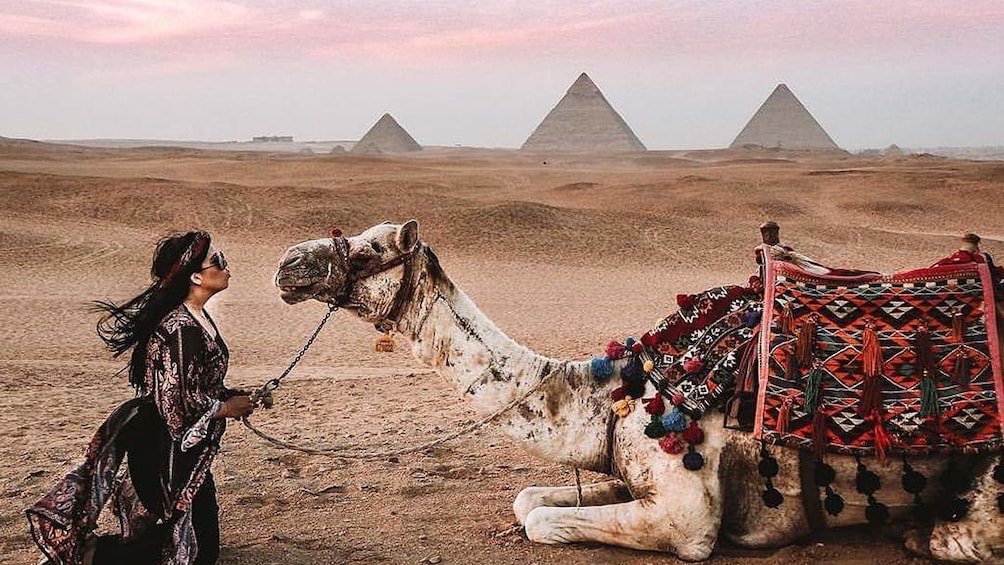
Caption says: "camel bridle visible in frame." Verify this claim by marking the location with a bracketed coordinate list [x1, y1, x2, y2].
[327, 228, 418, 333]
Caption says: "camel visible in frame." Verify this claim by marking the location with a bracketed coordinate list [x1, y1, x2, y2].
[273, 220, 1004, 562]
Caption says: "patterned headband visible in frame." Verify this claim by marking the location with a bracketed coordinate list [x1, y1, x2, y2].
[161, 232, 210, 287]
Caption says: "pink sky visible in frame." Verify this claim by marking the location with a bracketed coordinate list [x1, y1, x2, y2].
[2, 1, 1003, 147]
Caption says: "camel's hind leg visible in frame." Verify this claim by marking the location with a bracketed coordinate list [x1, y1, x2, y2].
[523, 496, 720, 561]
[513, 480, 631, 524]
[929, 454, 1004, 563]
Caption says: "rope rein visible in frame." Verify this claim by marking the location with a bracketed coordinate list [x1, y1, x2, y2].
[241, 287, 557, 459]
[241, 372, 555, 459]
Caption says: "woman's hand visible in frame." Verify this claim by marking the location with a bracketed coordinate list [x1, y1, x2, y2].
[218, 395, 253, 419]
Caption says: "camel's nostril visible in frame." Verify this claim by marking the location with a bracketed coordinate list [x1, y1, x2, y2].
[281, 253, 302, 269]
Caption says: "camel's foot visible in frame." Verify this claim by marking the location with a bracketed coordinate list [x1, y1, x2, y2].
[523, 499, 717, 561]
[513, 480, 631, 524]
[929, 519, 1001, 563]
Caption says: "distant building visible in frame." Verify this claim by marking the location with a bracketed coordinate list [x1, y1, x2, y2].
[252, 136, 294, 143]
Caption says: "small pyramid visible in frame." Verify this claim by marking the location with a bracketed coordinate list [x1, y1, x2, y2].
[730, 84, 838, 150]
[883, 144, 904, 157]
[521, 73, 646, 152]
[351, 113, 421, 155]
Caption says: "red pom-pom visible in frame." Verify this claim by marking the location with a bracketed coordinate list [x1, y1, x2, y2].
[659, 433, 685, 454]
[643, 394, 665, 415]
[676, 293, 695, 310]
[748, 275, 764, 293]
[682, 421, 705, 445]
[631, 341, 644, 354]
[330, 228, 343, 239]
[671, 393, 685, 406]
[605, 341, 626, 359]
[611, 387, 627, 401]
[683, 356, 704, 374]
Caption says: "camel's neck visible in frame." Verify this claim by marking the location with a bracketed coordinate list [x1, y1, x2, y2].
[395, 249, 615, 472]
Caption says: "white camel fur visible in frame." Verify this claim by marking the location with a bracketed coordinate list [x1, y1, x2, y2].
[274, 220, 1004, 562]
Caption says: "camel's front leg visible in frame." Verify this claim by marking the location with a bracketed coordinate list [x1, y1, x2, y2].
[513, 480, 632, 524]
[523, 493, 721, 561]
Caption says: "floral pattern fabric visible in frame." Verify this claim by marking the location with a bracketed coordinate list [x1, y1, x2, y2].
[27, 304, 232, 564]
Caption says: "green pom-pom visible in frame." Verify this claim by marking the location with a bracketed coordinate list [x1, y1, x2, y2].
[645, 414, 667, 438]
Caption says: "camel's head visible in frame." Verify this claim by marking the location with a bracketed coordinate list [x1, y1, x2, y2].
[275, 220, 421, 325]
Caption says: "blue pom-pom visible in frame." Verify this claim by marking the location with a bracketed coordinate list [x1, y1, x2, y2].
[741, 310, 762, 328]
[683, 447, 705, 471]
[662, 409, 687, 432]
[590, 356, 613, 380]
[624, 336, 637, 348]
[620, 358, 640, 381]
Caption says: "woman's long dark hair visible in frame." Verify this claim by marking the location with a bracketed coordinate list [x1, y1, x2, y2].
[94, 231, 211, 388]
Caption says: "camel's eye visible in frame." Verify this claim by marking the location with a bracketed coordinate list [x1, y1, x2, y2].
[370, 241, 384, 253]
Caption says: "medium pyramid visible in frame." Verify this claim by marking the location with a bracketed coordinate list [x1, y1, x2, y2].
[521, 73, 646, 152]
[351, 113, 421, 155]
[730, 84, 838, 150]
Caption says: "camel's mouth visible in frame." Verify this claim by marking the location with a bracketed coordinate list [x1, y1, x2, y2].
[277, 281, 328, 304]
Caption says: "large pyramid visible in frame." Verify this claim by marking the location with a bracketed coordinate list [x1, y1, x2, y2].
[521, 73, 646, 152]
[351, 113, 422, 155]
[730, 84, 838, 150]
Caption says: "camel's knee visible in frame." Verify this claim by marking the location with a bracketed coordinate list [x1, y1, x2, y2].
[674, 544, 713, 562]
[513, 487, 551, 525]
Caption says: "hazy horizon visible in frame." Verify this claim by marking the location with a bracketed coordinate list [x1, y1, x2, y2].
[3, 1, 1003, 150]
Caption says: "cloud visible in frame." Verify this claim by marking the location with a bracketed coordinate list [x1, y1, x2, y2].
[2, 0, 255, 44]
[3, 0, 1002, 71]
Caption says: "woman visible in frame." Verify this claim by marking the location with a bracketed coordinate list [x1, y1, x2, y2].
[26, 231, 252, 564]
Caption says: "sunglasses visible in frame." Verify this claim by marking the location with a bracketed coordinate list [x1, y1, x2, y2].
[197, 251, 228, 272]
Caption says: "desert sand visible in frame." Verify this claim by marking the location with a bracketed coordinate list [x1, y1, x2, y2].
[2, 139, 1001, 564]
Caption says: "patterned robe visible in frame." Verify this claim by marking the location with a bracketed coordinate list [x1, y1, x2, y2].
[27, 305, 233, 564]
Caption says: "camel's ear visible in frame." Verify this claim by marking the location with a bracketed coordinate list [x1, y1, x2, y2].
[396, 220, 420, 253]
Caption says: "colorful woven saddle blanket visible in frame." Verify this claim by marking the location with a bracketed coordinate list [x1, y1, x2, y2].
[753, 247, 1004, 457]
[638, 285, 762, 417]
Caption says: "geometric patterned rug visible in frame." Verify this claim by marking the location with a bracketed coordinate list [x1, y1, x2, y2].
[640, 285, 762, 418]
[753, 247, 1004, 457]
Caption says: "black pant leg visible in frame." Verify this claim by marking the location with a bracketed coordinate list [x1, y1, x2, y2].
[191, 473, 220, 565]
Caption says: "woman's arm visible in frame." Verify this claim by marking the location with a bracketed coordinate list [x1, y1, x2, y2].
[155, 326, 225, 451]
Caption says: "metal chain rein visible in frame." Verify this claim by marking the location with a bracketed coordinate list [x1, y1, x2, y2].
[247, 303, 338, 408]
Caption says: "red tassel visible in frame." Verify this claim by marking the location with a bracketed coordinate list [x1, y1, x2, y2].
[643, 394, 666, 415]
[858, 372, 882, 417]
[857, 320, 883, 417]
[871, 409, 891, 463]
[796, 315, 818, 369]
[786, 342, 799, 380]
[861, 320, 882, 378]
[780, 305, 794, 335]
[737, 329, 760, 394]
[914, 324, 935, 378]
[951, 309, 965, 343]
[775, 399, 792, 434]
[812, 409, 828, 460]
[951, 350, 971, 388]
